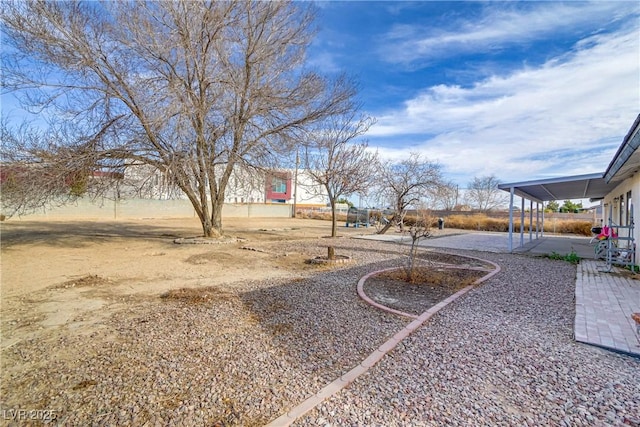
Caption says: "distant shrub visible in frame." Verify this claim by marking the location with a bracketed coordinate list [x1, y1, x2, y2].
[296, 210, 346, 222]
[436, 214, 591, 236]
[296, 210, 593, 236]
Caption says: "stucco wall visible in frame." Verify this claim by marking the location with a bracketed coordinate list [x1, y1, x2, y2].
[8, 198, 293, 220]
[600, 174, 640, 252]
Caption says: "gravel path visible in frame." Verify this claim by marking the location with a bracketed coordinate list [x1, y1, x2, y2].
[2, 239, 639, 426]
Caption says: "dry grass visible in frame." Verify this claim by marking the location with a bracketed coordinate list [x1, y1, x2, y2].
[445, 214, 592, 235]
[160, 286, 235, 304]
[377, 266, 484, 288]
[296, 211, 592, 236]
[54, 274, 112, 289]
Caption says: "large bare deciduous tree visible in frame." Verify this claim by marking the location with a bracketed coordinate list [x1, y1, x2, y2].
[1, 1, 354, 236]
[302, 110, 377, 237]
[465, 174, 507, 212]
[376, 152, 442, 229]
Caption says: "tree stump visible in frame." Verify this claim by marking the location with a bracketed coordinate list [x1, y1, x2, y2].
[328, 246, 335, 260]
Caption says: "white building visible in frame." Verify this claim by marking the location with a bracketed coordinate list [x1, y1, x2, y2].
[120, 164, 328, 207]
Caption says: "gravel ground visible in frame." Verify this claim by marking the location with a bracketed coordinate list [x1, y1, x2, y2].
[298, 250, 640, 427]
[2, 239, 639, 426]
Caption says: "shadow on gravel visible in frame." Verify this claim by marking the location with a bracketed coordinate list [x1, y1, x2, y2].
[238, 259, 409, 384]
[236, 244, 496, 387]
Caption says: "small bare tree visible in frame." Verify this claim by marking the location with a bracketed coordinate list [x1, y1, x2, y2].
[465, 175, 508, 212]
[303, 110, 377, 237]
[403, 209, 433, 282]
[376, 153, 442, 231]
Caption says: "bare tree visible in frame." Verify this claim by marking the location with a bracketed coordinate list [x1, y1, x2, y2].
[303, 110, 377, 237]
[376, 153, 442, 230]
[431, 180, 460, 211]
[403, 209, 433, 282]
[0, 119, 123, 218]
[1, 1, 354, 236]
[465, 175, 507, 212]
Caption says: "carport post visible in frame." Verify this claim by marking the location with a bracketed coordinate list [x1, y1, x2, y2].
[508, 187, 515, 252]
[529, 199, 533, 242]
[520, 196, 525, 247]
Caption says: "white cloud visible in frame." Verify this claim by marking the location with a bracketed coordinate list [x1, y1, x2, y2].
[368, 26, 640, 185]
[379, 2, 639, 65]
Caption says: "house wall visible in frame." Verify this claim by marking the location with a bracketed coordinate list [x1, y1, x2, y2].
[600, 174, 640, 250]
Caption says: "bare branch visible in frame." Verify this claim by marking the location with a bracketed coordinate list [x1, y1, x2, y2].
[375, 152, 442, 229]
[303, 108, 377, 236]
[2, 1, 354, 236]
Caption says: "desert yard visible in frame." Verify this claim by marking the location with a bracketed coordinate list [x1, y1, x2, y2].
[1, 217, 638, 426]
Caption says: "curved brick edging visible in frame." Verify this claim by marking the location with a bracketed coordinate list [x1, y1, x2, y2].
[358, 253, 501, 319]
[265, 254, 501, 427]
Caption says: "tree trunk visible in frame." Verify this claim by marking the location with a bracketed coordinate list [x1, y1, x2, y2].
[209, 204, 223, 238]
[330, 198, 338, 237]
[196, 201, 223, 238]
[201, 217, 215, 238]
[328, 246, 335, 260]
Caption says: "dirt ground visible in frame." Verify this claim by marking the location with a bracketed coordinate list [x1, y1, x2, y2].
[0, 216, 480, 349]
[1, 217, 370, 344]
[0, 216, 497, 425]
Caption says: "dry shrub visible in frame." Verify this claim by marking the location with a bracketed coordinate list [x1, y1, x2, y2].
[442, 214, 591, 236]
[551, 219, 593, 235]
[377, 267, 483, 288]
[160, 286, 234, 304]
[55, 274, 112, 289]
[401, 214, 437, 228]
[295, 210, 347, 222]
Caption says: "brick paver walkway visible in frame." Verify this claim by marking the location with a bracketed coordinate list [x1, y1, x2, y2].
[575, 260, 640, 357]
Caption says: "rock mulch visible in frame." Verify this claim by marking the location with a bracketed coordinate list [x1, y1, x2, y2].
[1, 240, 638, 426]
[298, 251, 640, 427]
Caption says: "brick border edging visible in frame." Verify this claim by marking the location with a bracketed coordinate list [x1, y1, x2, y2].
[265, 255, 501, 426]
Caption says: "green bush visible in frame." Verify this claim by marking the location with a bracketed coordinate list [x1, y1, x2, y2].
[546, 250, 580, 264]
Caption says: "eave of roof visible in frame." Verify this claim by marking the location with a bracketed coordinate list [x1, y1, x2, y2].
[604, 113, 640, 183]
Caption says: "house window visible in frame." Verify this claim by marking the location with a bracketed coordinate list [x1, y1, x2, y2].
[271, 177, 287, 194]
[627, 190, 632, 224]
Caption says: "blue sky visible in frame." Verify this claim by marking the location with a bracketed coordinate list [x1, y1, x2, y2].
[309, 1, 640, 190]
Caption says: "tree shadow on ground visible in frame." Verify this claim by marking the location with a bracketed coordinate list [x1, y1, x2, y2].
[238, 258, 414, 385]
[0, 219, 203, 248]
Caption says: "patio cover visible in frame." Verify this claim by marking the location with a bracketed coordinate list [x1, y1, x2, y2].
[497, 113, 640, 252]
[497, 173, 623, 252]
[498, 172, 622, 203]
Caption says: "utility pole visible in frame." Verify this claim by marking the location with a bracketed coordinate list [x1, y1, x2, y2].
[292, 150, 299, 218]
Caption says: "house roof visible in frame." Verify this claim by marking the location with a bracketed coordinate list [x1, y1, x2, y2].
[604, 114, 640, 183]
[499, 113, 640, 203]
